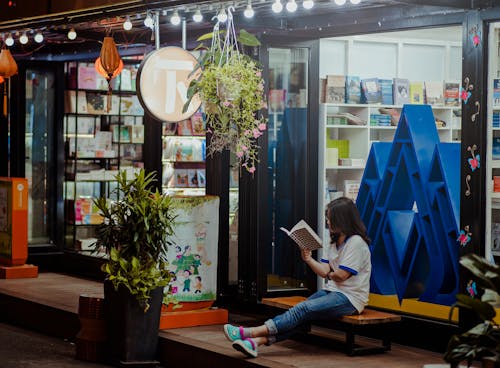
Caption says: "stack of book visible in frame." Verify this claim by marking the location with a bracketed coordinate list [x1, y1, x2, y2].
[370, 114, 392, 126]
[493, 112, 500, 128]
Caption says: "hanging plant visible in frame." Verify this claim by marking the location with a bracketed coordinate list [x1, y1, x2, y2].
[184, 9, 267, 174]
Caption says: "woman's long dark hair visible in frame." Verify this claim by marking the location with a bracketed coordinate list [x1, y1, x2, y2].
[325, 197, 370, 245]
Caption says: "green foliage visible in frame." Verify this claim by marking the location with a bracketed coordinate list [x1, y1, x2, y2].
[183, 28, 267, 174]
[444, 253, 500, 367]
[93, 169, 177, 312]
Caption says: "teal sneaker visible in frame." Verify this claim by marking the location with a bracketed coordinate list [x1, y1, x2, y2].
[232, 338, 258, 358]
[223, 324, 244, 342]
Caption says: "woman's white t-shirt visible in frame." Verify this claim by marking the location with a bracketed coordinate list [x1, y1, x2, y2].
[322, 234, 371, 313]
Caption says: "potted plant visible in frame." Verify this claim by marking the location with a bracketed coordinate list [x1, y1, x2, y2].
[93, 169, 176, 366]
[444, 253, 500, 368]
[184, 10, 267, 174]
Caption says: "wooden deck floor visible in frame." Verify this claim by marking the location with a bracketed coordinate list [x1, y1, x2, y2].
[0, 272, 465, 368]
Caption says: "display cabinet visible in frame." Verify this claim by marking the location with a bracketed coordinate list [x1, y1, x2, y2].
[63, 61, 144, 255]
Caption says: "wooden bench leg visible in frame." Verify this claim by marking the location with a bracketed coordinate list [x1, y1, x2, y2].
[344, 324, 394, 356]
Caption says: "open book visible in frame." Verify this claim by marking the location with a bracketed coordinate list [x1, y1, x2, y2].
[280, 220, 322, 251]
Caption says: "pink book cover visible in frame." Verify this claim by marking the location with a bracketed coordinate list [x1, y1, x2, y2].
[78, 65, 97, 90]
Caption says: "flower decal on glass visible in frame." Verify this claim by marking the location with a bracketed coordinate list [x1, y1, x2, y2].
[466, 280, 477, 298]
[457, 229, 471, 247]
[469, 25, 481, 47]
[467, 145, 480, 171]
[461, 77, 473, 104]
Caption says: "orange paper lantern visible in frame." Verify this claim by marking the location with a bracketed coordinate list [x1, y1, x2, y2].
[0, 48, 18, 78]
[99, 37, 122, 80]
[95, 57, 123, 80]
[0, 76, 4, 84]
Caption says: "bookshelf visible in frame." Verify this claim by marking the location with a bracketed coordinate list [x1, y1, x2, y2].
[318, 103, 461, 221]
[317, 28, 463, 242]
[63, 60, 144, 255]
[161, 111, 206, 196]
[487, 22, 500, 258]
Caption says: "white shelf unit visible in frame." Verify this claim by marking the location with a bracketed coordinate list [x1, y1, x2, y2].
[486, 22, 500, 257]
[316, 27, 463, 241]
[318, 103, 461, 222]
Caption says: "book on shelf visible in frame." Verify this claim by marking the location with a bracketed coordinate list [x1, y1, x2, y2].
[393, 78, 410, 105]
[280, 219, 322, 251]
[197, 169, 206, 187]
[65, 90, 88, 114]
[120, 68, 133, 91]
[424, 81, 444, 105]
[492, 222, 500, 252]
[163, 122, 177, 136]
[111, 124, 131, 143]
[444, 81, 460, 106]
[325, 75, 346, 104]
[78, 65, 98, 90]
[493, 137, 500, 160]
[65, 116, 97, 135]
[131, 125, 144, 144]
[320, 78, 326, 103]
[345, 76, 361, 104]
[494, 79, 500, 107]
[175, 169, 189, 187]
[344, 179, 360, 202]
[360, 78, 382, 104]
[177, 119, 193, 136]
[187, 169, 199, 188]
[409, 81, 424, 104]
[86, 92, 106, 114]
[191, 111, 206, 135]
[378, 79, 394, 105]
[269, 89, 286, 113]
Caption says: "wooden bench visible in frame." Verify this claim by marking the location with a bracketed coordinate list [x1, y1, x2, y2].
[261, 296, 402, 356]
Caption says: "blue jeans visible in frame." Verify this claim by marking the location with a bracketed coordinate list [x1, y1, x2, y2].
[264, 290, 357, 344]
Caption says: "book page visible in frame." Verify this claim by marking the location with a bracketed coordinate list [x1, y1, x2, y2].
[281, 220, 322, 251]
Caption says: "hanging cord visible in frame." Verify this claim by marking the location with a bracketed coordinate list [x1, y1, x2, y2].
[219, 6, 239, 65]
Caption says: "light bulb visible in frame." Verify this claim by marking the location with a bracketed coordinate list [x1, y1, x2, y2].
[217, 8, 227, 23]
[193, 8, 203, 22]
[286, 0, 297, 12]
[67, 28, 77, 40]
[303, 0, 314, 9]
[350, 0, 361, 3]
[170, 10, 181, 25]
[34, 32, 44, 43]
[123, 16, 132, 30]
[5, 34, 14, 46]
[334, 0, 346, 5]
[19, 32, 28, 44]
[272, 0, 283, 13]
[144, 13, 154, 28]
[244, 3, 254, 18]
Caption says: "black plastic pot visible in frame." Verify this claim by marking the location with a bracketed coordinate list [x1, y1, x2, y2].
[104, 280, 164, 367]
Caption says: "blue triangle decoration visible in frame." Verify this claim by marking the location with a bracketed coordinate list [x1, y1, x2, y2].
[357, 104, 460, 306]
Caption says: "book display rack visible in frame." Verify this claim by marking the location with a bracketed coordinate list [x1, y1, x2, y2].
[161, 110, 206, 196]
[63, 61, 145, 255]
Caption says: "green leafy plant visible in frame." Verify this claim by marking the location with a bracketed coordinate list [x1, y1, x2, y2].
[93, 169, 177, 312]
[444, 253, 500, 367]
[184, 18, 267, 174]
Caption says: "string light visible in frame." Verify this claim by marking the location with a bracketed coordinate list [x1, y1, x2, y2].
[272, 0, 283, 13]
[34, 31, 44, 43]
[19, 31, 28, 44]
[217, 8, 228, 23]
[244, 0, 255, 18]
[303, 0, 314, 9]
[144, 12, 154, 28]
[286, 0, 297, 12]
[67, 28, 77, 40]
[193, 8, 203, 22]
[334, 0, 346, 5]
[123, 15, 132, 30]
[5, 33, 14, 46]
[170, 10, 181, 25]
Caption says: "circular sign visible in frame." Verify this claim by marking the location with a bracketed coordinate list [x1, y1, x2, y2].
[137, 46, 202, 122]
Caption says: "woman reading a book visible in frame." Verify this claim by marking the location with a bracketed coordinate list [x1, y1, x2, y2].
[223, 197, 371, 358]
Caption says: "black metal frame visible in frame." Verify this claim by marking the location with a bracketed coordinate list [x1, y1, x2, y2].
[10, 61, 66, 265]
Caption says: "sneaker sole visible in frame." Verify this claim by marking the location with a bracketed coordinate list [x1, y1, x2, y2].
[232, 340, 257, 358]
